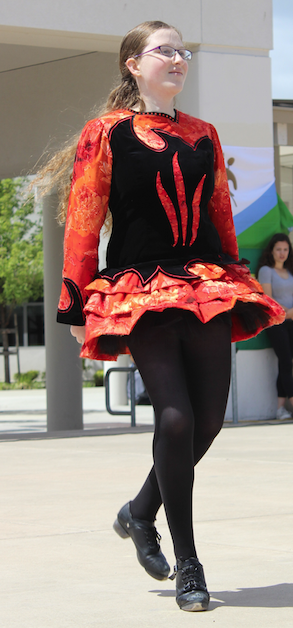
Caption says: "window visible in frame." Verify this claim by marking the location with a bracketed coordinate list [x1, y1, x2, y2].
[0, 302, 45, 347]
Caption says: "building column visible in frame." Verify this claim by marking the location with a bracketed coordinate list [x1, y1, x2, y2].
[42, 192, 83, 431]
[177, 43, 277, 421]
[178, 45, 273, 148]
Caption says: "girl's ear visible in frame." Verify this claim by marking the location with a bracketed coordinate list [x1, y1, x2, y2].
[126, 57, 141, 77]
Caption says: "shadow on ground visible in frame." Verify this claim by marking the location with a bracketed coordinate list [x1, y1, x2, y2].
[150, 583, 293, 609]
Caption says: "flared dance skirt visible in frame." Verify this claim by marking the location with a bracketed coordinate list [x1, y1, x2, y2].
[80, 261, 285, 361]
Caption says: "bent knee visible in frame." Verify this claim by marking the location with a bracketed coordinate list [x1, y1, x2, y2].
[195, 415, 224, 443]
[157, 406, 193, 442]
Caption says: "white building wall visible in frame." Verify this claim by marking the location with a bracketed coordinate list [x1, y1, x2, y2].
[0, 347, 46, 382]
[176, 3, 277, 420]
[0, 0, 271, 48]
[225, 349, 278, 421]
[180, 50, 273, 147]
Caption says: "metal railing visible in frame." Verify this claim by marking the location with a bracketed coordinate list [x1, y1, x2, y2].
[105, 349, 239, 427]
[104, 365, 137, 427]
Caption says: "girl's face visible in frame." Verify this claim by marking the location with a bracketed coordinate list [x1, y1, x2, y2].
[272, 241, 290, 266]
[127, 28, 189, 103]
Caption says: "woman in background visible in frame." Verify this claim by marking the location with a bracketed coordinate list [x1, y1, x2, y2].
[258, 233, 293, 419]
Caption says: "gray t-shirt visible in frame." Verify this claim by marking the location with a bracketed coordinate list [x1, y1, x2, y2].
[258, 265, 293, 309]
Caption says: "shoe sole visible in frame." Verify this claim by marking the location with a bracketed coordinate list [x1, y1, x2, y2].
[276, 415, 291, 420]
[137, 554, 169, 581]
[176, 591, 210, 612]
[179, 600, 209, 612]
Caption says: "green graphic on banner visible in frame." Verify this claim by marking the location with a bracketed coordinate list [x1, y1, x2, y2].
[237, 195, 293, 251]
[236, 195, 293, 350]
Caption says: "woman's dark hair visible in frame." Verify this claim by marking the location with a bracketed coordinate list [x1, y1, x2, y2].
[256, 232, 293, 277]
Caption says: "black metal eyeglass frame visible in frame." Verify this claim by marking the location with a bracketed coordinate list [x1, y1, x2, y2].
[134, 45, 193, 61]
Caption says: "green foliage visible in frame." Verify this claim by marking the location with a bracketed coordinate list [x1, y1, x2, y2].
[0, 178, 43, 326]
[14, 370, 39, 384]
[0, 380, 45, 390]
[94, 370, 104, 386]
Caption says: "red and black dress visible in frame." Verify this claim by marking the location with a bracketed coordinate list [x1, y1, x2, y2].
[57, 109, 284, 360]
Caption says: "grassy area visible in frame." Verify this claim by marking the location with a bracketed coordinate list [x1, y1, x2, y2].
[0, 381, 46, 390]
[0, 369, 104, 390]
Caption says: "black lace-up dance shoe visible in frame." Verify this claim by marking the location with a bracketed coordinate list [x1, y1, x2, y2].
[170, 556, 210, 611]
[113, 502, 170, 580]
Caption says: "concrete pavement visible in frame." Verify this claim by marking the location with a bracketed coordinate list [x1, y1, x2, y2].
[0, 387, 155, 438]
[0, 389, 292, 627]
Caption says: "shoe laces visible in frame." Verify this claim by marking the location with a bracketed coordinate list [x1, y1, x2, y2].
[169, 560, 205, 592]
[144, 525, 161, 551]
[180, 563, 203, 592]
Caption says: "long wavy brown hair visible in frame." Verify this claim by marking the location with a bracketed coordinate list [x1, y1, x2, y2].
[256, 233, 293, 277]
[33, 20, 181, 224]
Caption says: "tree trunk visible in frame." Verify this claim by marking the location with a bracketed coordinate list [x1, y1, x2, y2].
[0, 305, 11, 383]
[2, 330, 10, 383]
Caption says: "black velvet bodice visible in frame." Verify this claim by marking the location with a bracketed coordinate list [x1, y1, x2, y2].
[100, 115, 229, 282]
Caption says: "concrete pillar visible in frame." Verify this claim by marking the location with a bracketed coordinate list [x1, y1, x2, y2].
[42, 192, 83, 431]
[178, 47, 273, 148]
[177, 34, 277, 421]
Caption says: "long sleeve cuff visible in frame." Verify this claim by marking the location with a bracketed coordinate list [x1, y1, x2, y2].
[57, 278, 86, 326]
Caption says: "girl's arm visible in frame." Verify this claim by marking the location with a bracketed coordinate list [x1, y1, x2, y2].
[207, 124, 239, 261]
[57, 119, 112, 327]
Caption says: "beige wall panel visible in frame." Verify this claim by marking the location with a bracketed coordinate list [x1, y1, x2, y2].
[202, 0, 272, 49]
[179, 50, 273, 147]
[273, 108, 293, 125]
[0, 0, 201, 46]
[0, 26, 121, 53]
[0, 42, 88, 72]
[176, 53, 200, 117]
[0, 52, 118, 178]
[288, 125, 293, 147]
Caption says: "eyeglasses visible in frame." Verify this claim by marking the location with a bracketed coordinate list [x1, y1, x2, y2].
[134, 45, 193, 61]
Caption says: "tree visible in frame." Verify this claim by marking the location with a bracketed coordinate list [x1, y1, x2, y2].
[0, 178, 43, 382]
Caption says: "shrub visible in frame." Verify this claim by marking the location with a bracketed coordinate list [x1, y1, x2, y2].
[14, 370, 39, 384]
[93, 370, 104, 387]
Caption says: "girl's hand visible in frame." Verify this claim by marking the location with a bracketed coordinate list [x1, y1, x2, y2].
[70, 325, 86, 344]
[285, 308, 293, 320]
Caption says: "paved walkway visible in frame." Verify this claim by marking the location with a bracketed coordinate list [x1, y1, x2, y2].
[0, 387, 289, 439]
[0, 389, 292, 627]
[0, 388, 155, 438]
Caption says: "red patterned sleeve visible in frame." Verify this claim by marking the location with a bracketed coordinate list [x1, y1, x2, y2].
[57, 118, 112, 325]
[207, 124, 239, 261]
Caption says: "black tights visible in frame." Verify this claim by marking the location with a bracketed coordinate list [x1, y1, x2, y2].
[127, 309, 231, 560]
[266, 320, 293, 398]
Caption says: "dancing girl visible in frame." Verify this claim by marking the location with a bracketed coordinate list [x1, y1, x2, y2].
[53, 21, 284, 611]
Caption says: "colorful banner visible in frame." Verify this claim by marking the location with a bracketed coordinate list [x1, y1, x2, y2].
[222, 145, 293, 252]
[222, 146, 293, 349]
[222, 146, 276, 233]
